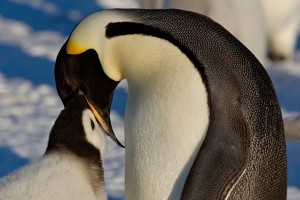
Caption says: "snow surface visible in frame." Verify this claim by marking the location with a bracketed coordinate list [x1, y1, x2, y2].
[0, 0, 299, 199]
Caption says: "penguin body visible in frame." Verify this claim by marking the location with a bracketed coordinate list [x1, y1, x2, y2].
[55, 9, 287, 199]
[0, 95, 107, 200]
[261, 0, 300, 60]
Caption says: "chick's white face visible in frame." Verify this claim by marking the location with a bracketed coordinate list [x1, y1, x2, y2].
[82, 109, 106, 158]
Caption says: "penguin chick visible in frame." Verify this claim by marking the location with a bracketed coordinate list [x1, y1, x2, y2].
[0, 94, 107, 200]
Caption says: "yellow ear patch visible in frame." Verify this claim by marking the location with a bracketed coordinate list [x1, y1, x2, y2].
[66, 40, 88, 55]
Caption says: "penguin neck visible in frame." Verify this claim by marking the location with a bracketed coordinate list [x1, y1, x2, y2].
[104, 35, 210, 199]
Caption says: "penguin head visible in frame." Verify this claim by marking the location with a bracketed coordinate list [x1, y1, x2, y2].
[47, 94, 106, 159]
[46, 93, 107, 197]
[55, 42, 123, 147]
[54, 11, 125, 147]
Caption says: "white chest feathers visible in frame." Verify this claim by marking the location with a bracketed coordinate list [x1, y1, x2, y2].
[0, 153, 107, 200]
[106, 35, 210, 199]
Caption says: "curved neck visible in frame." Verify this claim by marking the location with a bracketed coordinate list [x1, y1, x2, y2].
[104, 35, 210, 199]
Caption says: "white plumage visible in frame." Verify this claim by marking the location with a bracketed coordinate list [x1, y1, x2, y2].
[0, 153, 106, 200]
[261, 0, 300, 59]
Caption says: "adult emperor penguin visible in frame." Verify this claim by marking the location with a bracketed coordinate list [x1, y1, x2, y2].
[54, 9, 287, 199]
[0, 94, 107, 200]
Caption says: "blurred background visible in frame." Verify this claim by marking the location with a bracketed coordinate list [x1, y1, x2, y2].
[0, 0, 299, 199]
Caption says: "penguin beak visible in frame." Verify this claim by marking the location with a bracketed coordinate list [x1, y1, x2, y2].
[84, 95, 125, 148]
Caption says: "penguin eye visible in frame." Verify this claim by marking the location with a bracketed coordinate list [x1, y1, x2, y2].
[90, 119, 95, 130]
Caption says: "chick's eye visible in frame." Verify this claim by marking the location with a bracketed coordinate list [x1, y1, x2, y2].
[90, 119, 95, 130]
[60, 79, 72, 94]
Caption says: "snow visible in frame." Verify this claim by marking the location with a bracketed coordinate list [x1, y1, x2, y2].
[288, 187, 300, 200]
[0, 74, 60, 159]
[267, 57, 300, 107]
[0, 0, 299, 199]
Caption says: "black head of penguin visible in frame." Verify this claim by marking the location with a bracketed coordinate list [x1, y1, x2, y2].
[46, 94, 105, 170]
[55, 43, 121, 147]
[55, 43, 119, 109]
